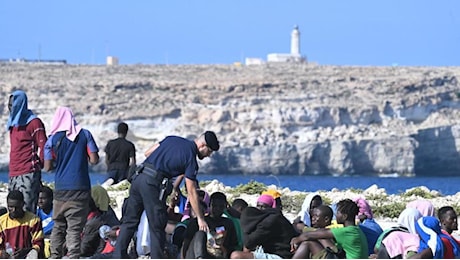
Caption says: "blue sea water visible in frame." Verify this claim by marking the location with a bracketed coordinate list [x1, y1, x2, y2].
[1, 172, 458, 195]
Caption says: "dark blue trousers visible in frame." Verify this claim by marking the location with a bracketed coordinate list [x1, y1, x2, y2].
[113, 173, 168, 258]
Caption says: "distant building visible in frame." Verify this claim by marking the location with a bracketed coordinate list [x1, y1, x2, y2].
[245, 25, 306, 65]
[245, 58, 265, 65]
[267, 25, 305, 63]
[106, 56, 119, 66]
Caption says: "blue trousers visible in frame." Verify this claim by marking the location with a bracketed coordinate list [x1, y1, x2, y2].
[113, 173, 168, 258]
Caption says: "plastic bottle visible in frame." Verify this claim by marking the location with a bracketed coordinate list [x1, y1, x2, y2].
[206, 232, 216, 248]
[5, 242, 13, 256]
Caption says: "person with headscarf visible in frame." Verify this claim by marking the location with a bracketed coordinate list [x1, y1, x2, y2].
[412, 216, 460, 258]
[256, 194, 277, 210]
[375, 208, 423, 258]
[293, 192, 322, 232]
[353, 196, 383, 256]
[230, 197, 298, 259]
[43, 106, 100, 259]
[262, 188, 283, 210]
[6, 90, 47, 213]
[406, 199, 435, 217]
[81, 185, 120, 257]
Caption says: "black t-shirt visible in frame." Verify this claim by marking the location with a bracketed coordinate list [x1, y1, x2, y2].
[104, 137, 136, 171]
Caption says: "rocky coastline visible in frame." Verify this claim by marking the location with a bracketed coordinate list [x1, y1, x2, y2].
[1, 63, 460, 176]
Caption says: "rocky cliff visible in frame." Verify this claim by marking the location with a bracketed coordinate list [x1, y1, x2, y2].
[1, 63, 459, 176]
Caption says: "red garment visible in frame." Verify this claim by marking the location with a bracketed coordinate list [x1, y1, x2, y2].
[9, 118, 47, 176]
[441, 236, 455, 258]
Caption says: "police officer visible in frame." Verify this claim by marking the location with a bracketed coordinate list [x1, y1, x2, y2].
[113, 131, 220, 259]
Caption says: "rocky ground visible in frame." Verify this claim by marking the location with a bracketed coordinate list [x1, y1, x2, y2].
[1, 63, 460, 175]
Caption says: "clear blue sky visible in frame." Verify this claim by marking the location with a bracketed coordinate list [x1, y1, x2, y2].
[1, 1, 459, 66]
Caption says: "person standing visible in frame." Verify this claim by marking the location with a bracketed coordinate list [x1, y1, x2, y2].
[102, 122, 136, 187]
[113, 131, 220, 259]
[43, 106, 100, 259]
[6, 90, 47, 212]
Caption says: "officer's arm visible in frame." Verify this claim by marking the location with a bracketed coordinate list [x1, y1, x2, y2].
[144, 143, 160, 157]
[185, 177, 209, 232]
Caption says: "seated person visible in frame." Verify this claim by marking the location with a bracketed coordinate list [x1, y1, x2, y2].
[261, 188, 283, 210]
[81, 185, 120, 258]
[181, 189, 210, 221]
[225, 198, 248, 219]
[182, 192, 238, 259]
[0, 190, 44, 259]
[293, 192, 322, 232]
[230, 195, 298, 259]
[36, 185, 54, 237]
[374, 208, 422, 258]
[223, 198, 248, 251]
[411, 216, 460, 258]
[379, 229, 420, 259]
[36, 185, 54, 258]
[171, 200, 208, 256]
[291, 198, 368, 259]
[353, 196, 383, 256]
[438, 206, 459, 239]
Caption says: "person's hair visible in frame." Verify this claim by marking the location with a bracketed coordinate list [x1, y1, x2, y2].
[40, 186, 54, 199]
[317, 205, 334, 219]
[210, 192, 227, 203]
[117, 122, 128, 135]
[232, 198, 248, 209]
[438, 206, 455, 220]
[312, 195, 323, 204]
[7, 190, 24, 202]
[336, 199, 359, 221]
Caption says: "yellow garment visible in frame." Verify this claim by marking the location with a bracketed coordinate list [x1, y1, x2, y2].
[44, 238, 51, 258]
[91, 185, 110, 211]
[328, 220, 344, 229]
[262, 189, 281, 199]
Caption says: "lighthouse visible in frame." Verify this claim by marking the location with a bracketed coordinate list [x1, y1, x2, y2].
[290, 25, 300, 56]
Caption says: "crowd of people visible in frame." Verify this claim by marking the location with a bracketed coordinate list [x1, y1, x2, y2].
[2, 89, 460, 259]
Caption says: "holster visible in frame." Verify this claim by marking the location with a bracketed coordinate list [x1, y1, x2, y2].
[137, 163, 172, 201]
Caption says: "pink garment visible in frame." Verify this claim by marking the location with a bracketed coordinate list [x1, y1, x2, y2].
[353, 196, 373, 219]
[181, 189, 210, 222]
[382, 231, 420, 258]
[257, 194, 276, 208]
[49, 106, 82, 142]
[406, 199, 435, 217]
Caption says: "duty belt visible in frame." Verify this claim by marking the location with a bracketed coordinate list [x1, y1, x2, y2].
[138, 163, 168, 181]
[137, 163, 171, 201]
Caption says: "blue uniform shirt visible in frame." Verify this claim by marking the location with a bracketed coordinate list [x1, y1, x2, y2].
[144, 136, 199, 180]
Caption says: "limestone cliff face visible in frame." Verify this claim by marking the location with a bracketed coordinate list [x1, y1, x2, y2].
[1, 63, 459, 176]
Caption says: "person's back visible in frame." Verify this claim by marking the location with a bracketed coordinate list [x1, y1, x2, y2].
[103, 122, 136, 186]
[43, 106, 100, 259]
[236, 207, 297, 259]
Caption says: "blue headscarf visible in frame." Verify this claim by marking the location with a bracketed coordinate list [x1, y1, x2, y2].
[6, 90, 37, 130]
[415, 216, 460, 258]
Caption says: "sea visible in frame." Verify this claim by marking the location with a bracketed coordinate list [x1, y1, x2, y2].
[1, 172, 458, 196]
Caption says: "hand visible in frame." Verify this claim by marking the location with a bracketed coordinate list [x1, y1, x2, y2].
[197, 218, 209, 233]
[290, 237, 301, 252]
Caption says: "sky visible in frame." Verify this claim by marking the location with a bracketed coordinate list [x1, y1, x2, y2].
[1, 1, 460, 66]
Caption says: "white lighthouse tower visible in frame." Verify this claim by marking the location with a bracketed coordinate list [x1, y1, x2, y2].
[290, 25, 300, 56]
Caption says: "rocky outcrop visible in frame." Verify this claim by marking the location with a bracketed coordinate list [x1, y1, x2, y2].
[1, 63, 460, 176]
